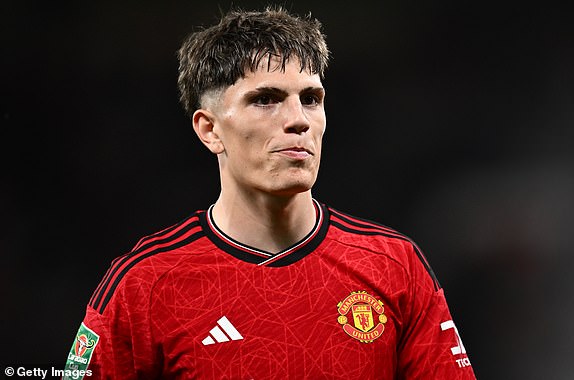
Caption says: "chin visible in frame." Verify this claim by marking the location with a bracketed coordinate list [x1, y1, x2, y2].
[268, 179, 315, 197]
[261, 168, 318, 196]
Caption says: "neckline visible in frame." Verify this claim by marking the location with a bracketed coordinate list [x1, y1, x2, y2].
[201, 199, 329, 267]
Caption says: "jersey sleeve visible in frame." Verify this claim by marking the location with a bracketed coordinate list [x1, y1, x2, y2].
[63, 266, 161, 379]
[396, 243, 476, 379]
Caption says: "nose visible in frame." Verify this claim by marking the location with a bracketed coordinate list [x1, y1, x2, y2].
[282, 96, 310, 134]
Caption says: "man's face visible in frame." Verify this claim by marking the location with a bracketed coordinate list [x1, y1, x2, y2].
[209, 58, 326, 197]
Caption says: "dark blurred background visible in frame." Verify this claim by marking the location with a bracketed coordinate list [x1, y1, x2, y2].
[2, 0, 573, 378]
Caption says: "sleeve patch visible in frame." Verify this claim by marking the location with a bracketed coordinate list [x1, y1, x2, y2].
[63, 322, 100, 378]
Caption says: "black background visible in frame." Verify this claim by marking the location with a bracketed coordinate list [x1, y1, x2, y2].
[3, 0, 574, 378]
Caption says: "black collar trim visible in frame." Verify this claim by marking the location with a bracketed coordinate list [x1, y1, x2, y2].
[200, 199, 329, 267]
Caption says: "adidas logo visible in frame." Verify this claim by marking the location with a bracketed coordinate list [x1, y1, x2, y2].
[202, 316, 244, 346]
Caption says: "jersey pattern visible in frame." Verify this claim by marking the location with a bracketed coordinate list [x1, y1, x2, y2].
[71, 200, 475, 379]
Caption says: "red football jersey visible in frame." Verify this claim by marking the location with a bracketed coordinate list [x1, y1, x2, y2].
[64, 200, 475, 379]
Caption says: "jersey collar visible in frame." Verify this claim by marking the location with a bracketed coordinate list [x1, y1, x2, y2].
[200, 199, 329, 267]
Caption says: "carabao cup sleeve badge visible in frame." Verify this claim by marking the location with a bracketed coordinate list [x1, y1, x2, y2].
[64, 322, 100, 376]
[337, 291, 388, 343]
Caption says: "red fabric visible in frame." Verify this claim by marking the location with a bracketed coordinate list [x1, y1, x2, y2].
[73, 203, 476, 379]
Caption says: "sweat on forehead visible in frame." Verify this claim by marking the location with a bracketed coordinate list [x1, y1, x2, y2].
[177, 6, 330, 117]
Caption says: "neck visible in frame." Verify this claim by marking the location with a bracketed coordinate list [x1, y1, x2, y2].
[211, 189, 317, 254]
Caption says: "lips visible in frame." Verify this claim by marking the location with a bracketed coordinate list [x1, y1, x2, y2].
[279, 147, 312, 154]
[274, 146, 313, 159]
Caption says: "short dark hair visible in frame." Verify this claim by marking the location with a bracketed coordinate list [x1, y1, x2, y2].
[177, 6, 330, 116]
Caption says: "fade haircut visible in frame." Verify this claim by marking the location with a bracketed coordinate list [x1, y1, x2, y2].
[177, 6, 330, 117]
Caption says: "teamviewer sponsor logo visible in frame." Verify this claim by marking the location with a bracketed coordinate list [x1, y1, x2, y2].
[202, 316, 243, 345]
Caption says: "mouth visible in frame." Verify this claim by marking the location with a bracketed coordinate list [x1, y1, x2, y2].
[274, 147, 313, 159]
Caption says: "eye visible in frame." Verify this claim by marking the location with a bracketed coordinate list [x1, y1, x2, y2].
[301, 93, 322, 106]
[253, 95, 276, 105]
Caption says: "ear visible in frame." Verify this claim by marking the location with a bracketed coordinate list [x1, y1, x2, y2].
[192, 109, 225, 154]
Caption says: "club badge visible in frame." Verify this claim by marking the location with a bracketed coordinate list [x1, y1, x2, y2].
[337, 291, 387, 343]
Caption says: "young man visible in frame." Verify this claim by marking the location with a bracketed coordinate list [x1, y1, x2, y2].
[64, 7, 476, 379]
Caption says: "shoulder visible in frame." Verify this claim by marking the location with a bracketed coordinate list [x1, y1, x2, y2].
[327, 205, 411, 249]
[325, 204, 440, 290]
[88, 210, 208, 315]
[326, 205, 418, 256]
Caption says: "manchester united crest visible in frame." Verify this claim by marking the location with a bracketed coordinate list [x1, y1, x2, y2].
[337, 291, 387, 343]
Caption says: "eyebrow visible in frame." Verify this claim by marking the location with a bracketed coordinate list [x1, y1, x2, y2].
[244, 86, 325, 98]
[246, 87, 287, 98]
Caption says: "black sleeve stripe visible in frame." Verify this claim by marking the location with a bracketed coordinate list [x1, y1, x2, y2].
[329, 208, 441, 291]
[131, 215, 193, 252]
[95, 231, 204, 314]
[330, 207, 399, 234]
[89, 213, 202, 313]
[88, 255, 124, 307]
